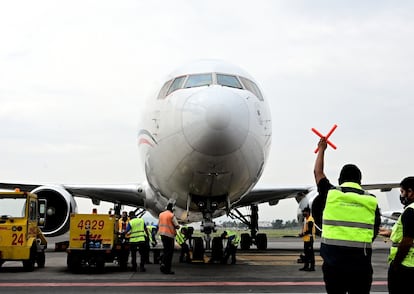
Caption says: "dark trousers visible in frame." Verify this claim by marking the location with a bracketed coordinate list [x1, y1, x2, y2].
[388, 264, 414, 294]
[130, 241, 148, 270]
[160, 235, 175, 272]
[322, 262, 373, 294]
[179, 242, 190, 262]
[303, 239, 315, 269]
[222, 244, 237, 264]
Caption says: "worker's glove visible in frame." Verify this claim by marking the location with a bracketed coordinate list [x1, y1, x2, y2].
[151, 242, 157, 247]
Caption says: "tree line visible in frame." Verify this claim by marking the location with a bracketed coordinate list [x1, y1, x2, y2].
[220, 219, 299, 229]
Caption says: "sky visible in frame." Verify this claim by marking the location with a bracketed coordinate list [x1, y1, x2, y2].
[1, 1, 413, 222]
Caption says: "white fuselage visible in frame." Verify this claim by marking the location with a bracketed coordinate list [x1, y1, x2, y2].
[137, 60, 272, 222]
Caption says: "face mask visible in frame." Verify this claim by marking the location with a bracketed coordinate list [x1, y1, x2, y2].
[400, 194, 409, 206]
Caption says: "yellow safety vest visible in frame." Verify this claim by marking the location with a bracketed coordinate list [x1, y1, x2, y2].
[175, 226, 187, 245]
[226, 230, 240, 246]
[388, 202, 414, 267]
[302, 215, 316, 242]
[321, 182, 378, 248]
[129, 218, 146, 243]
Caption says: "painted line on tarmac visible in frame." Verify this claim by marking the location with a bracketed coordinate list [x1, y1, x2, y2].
[0, 281, 387, 287]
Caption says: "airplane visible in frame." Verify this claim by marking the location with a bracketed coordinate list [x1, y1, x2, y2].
[0, 59, 400, 255]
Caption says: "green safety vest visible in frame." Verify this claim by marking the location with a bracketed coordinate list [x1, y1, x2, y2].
[388, 202, 414, 267]
[175, 226, 187, 245]
[146, 225, 156, 242]
[129, 218, 146, 243]
[321, 182, 378, 248]
[226, 230, 240, 246]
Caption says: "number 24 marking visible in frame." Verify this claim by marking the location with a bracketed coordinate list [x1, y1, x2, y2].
[12, 233, 24, 245]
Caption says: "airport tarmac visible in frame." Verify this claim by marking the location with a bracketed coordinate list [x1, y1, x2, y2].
[0, 236, 392, 293]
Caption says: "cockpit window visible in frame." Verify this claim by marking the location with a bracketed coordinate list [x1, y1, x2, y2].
[167, 76, 186, 96]
[184, 73, 212, 88]
[157, 79, 173, 99]
[239, 76, 264, 101]
[159, 73, 264, 101]
[217, 74, 243, 89]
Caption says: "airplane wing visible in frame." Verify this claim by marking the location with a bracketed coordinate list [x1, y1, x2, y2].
[232, 182, 401, 212]
[361, 183, 400, 192]
[233, 186, 313, 208]
[62, 184, 146, 207]
[0, 182, 146, 207]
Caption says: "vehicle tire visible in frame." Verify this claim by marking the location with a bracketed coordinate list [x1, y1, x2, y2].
[94, 255, 105, 273]
[256, 233, 267, 250]
[23, 244, 36, 271]
[0, 260, 4, 268]
[192, 237, 204, 261]
[67, 252, 82, 273]
[240, 233, 251, 250]
[119, 251, 129, 270]
[36, 250, 46, 268]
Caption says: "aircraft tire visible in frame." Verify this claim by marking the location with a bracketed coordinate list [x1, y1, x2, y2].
[211, 237, 223, 262]
[192, 237, 205, 261]
[256, 233, 267, 250]
[240, 233, 251, 250]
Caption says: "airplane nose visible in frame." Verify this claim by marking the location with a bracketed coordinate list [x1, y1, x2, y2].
[182, 86, 249, 156]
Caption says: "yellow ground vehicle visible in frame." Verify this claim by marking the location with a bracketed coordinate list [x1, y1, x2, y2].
[66, 213, 129, 272]
[0, 190, 47, 271]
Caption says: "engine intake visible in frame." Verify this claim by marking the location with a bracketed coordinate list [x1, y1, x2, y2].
[32, 185, 77, 237]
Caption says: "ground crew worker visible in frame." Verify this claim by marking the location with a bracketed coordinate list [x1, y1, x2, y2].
[298, 206, 315, 271]
[379, 177, 414, 294]
[313, 137, 381, 294]
[118, 211, 129, 242]
[126, 211, 148, 272]
[158, 202, 179, 274]
[221, 230, 240, 265]
[146, 224, 158, 247]
[176, 226, 191, 263]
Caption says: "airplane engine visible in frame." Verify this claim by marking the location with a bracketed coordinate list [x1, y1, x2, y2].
[31, 185, 77, 237]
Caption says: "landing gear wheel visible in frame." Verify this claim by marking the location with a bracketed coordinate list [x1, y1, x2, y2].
[192, 237, 205, 261]
[256, 233, 267, 250]
[240, 233, 251, 250]
[210, 236, 223, 262]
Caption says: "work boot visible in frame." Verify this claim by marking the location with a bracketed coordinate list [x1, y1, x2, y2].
[299, 267, 308, 271]
[160, 264, 166, 273]
[305, 267, 315, 271]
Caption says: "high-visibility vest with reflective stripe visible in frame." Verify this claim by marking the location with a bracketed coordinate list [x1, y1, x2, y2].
[146, 225, 156, 243]
[129, 218, 146, 243]
[226, 230, 240, 246]
[302, 215, 316, 242]
[176, 226, 187, 245]
[159, 210, 177, 238]
[389, 202, 414, 267]
[321, 182, 378, 248]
